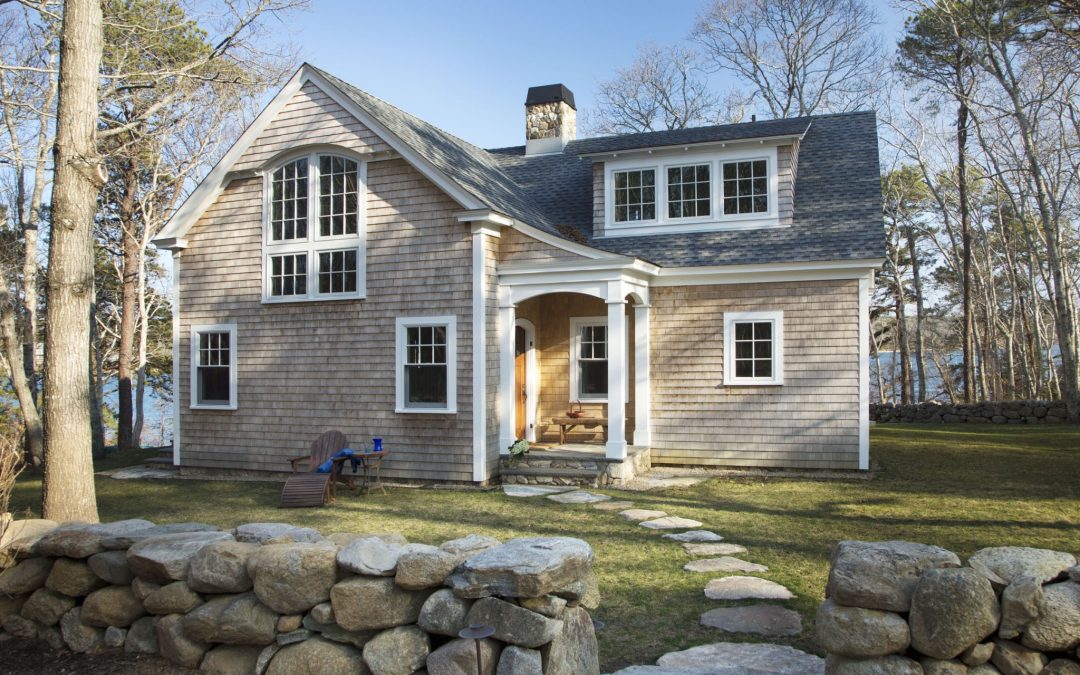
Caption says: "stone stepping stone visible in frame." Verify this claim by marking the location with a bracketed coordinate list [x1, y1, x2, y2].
[700, 605, 802, 637]
[619, 509, 668, 521]
[546, 491, 611, 504]
[661, 530, 723, 543]
[640, 516, 702, 530]
[704, 576, 794, 601]
[654, 642, 824, 674]
[683, 542, 747, 557]
[684, 557, 768, 574]
[592, 500, 635, 511]
[502, 485, 576, 497]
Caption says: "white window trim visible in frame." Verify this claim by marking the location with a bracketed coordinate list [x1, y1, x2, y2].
[602, 145, 780, 238]
[190, 323, 238, 410]
[724, 310, 784, 386]
[569, 316, 616, 402]
[262, 151, 368, 303]
[395, 315, 458, 414]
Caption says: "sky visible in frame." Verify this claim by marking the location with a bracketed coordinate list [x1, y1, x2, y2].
[279, 0, 909, 150]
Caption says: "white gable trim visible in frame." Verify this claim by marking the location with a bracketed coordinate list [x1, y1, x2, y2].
[154, 65, 487, 247]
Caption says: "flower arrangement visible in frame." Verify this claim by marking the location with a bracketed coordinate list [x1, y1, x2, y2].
[507, 439, 529, 465]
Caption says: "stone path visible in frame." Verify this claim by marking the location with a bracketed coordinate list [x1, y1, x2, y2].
[503, 482, 807, 672]
[704, 576, 795, 601]
[502, 484, 577, 497]
[700, 605, 802, 636]
[546, 490, 611, 504]
[683, 556, 768, 574]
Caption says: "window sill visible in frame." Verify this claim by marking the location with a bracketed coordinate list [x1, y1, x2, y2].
[190, 403, 238, 411]
[395, 407, 458, 415]
[723, 380, 784, 387]
[262, 293, 366, 305]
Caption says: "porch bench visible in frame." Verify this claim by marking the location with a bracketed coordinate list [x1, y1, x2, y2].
[549, 416, 608, 445]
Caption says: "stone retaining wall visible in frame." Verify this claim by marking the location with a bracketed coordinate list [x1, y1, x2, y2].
[0, 519, 601, 674]
[817, 540, 1080, 673]
[870, 400, 1069, 424]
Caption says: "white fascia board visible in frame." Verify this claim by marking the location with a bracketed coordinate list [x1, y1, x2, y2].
[500, 257, 658, 279]
[455, 209, 514, 227]
[154, 64, 490, 245]
[578, 132, 808, 160]
[652, 258, 885, 287]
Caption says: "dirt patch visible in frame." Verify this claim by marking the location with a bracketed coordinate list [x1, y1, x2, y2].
[0, 637, 194, 675]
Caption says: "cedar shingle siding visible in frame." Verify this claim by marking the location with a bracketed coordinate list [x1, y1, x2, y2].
[178, 87, 480, 481]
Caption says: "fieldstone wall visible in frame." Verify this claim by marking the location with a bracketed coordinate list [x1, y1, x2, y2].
[817, 540, 1080, 674]
[0, 519, 601, 674]
[525, 101, 576, 141]
[870, 400, 1070, 424]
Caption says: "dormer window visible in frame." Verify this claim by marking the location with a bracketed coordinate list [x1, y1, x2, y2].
[602, 146, 780, 237]
[263, 151, 366, 302]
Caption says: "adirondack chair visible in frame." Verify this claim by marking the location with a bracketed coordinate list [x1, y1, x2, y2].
[279, 430, 349, 508]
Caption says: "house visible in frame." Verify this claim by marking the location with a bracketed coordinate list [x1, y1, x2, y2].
[153, 64, 885, 485]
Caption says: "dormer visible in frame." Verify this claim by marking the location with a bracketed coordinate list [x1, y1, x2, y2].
[584, 125, 807, 239]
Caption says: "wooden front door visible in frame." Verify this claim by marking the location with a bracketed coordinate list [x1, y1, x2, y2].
[515, 326, 527, 440]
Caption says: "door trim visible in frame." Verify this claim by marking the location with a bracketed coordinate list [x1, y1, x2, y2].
[514, 318, 538, 443]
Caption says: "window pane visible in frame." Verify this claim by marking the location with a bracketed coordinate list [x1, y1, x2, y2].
[735, 341, 753, 359]
[735, 360, 753, 378]
[271, 158, 308, 242]
[198, 366, 230, 404]
[754, 322, 772, 340]
[734, 322, 753, 340]
[579, 361, 608, 396]
[755, 359, 772, 378]
[405, 364, 447, 406]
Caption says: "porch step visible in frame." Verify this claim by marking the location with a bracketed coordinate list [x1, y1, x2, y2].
[143, 454, 177, 470]
[500, 465, 602, 488]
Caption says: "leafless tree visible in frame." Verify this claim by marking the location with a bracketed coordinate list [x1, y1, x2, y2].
[587, 44, 720, 134]
[692, 0, 886, 118]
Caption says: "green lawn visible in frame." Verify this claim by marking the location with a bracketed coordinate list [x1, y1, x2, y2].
[10, 425, 1080, 671]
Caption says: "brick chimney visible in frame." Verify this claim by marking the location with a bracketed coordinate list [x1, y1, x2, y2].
[525, 84, 576, 155]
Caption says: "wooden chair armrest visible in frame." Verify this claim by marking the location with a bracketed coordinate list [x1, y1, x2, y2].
[287, 455, 310, 472]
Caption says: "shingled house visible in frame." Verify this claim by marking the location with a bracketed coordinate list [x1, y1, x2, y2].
[153, 64, 885, 484]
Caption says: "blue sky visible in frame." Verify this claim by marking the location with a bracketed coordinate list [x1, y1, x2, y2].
[282, 0, 907, 149]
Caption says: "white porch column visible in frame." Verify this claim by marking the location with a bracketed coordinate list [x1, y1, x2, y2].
[606, 294, 628, 460]
[633, 303, 651, 447]
[498, 290, 517, 455]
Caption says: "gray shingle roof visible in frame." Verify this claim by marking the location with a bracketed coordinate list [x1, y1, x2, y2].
[316, 65, 885, 268]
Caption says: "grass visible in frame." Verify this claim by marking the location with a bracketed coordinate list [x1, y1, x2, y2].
[10, 425, 1080, 671]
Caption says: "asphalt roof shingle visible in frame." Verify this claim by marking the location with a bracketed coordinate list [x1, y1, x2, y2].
[316, 66, 885, 268]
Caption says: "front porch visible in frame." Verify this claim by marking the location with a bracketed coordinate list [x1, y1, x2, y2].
[495, 257, 656, 482]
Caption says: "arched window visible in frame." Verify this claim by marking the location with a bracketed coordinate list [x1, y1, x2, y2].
[263, 151, 365, 301]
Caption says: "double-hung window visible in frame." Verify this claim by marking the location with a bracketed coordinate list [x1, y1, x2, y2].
[724, 311, 784, 386]
[264, 152, 365, 302]
[396, 316, 457, 413]
[569, 317, 609, 400]
[190, 324, 237, 409]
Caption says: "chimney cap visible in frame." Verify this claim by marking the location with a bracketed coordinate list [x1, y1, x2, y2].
[525, 84, 576, 110]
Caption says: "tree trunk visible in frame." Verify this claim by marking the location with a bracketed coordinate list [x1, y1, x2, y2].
[0, 263, 44, 467]
[42, 0, 104, 523]
[906, 225, 928, 401]
[894, 280, 912, 405]
[957, 99, 975, 403]
[90, 296, 105, 459]
[117, 161, 138, 451]
[133, 243, 149, 447]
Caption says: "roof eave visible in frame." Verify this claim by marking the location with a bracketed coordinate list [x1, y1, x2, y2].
[577, 131, 809, 160]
